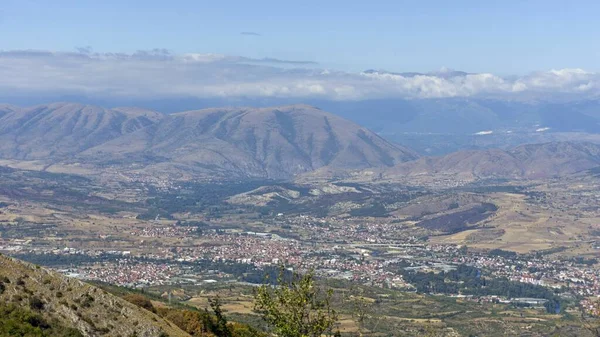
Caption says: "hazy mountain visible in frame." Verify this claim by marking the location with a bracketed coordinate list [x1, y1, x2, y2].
[3, 101, 599, 183]
[0, 102, 163, 160]
[84, 104, 418, 179]
[316, 98, 600, 135]
[0, 103, 20, 119]
[0, 255, 189, 337]
[6, 96, 600, 156]
[383, 141, 600, 180]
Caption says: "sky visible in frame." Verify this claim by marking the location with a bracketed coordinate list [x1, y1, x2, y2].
[0, 0, 599, 103]
[2, 0, 600, 73]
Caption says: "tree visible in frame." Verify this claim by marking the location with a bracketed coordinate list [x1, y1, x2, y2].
[209, 296, 233, 337]
[254, 268, 339, 337]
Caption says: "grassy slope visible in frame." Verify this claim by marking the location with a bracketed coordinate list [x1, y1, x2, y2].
[0, 255, 190, 337]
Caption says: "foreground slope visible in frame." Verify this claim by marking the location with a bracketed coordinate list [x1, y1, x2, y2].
[84, 104, 418, 179]
[0, 102, 163, 160]
[0, 255, 189, 337]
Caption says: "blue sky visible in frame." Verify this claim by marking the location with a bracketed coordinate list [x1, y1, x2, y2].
[2, 0, 599, 74]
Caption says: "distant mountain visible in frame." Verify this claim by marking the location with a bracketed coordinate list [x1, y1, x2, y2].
[83, 104, 418, 179]
[0, 103, 20, 119]
[382, 141, 600, 181]
[8, 95, 600, 155]
[314, 98, 600, 136]
[5, 101, 599, 183]
[0, 103, 417, 180]
[0, 255, 188, 337]
[0, 102, 163, 161]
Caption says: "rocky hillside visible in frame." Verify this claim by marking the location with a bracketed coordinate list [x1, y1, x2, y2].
[0, 255, 189, 337]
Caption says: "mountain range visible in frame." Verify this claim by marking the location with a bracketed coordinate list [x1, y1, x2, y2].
[1, 102, 600, 182]
[379, 141, 600, 181]
[0, 103, 162, 161]
[0, 103, 417, 179]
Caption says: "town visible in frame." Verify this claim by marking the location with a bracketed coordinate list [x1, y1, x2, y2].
[3, 214, 600, 313]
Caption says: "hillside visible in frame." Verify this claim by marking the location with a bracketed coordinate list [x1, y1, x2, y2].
[81, 104, 418, 179]
[0, 103, 20, 118]
[381, 141, 600, 181]
[0, 255, 189, 337]
[0, 102, 163, 161]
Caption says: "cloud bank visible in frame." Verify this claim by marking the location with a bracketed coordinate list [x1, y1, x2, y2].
[0, 49, 598, 101]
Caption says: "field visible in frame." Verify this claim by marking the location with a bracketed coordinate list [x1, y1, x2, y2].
[143, 280, 596, 337]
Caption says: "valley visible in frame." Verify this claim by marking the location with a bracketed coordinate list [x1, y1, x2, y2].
[1, 103, 600, 336]
[4, 3, 600, 335]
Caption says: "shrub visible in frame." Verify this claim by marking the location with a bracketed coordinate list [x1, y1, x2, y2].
[29, 296, 45, 311]
[81, 293, 95, 308]
[122, 294, 156, 313]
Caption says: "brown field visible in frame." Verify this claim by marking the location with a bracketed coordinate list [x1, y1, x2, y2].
[429, 190, 600, 253]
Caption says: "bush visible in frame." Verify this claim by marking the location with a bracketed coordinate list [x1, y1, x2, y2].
[0, 302, 83, 336]
[123, 294, 156, 313]
[29, 296, 45, 311]
[81, 293, 95, 308]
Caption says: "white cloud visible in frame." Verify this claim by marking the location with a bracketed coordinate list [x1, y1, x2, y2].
[515, 68, 597, 92]
[0, 49, 599, 101]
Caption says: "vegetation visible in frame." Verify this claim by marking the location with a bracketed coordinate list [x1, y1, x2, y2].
[0, 256, 189, 337]
[101, 282, 265, 337]
[400, 264, 563, 313]
[138, 181, 273, 219]
[123, 294, 157, 313]
[153, 304, 265, 337]
[0, 303, 83, 337]
[349, 202, 388, 217]
[488, 248, 518, 258]
[254, 269, 340, 337]
[416, 202, 497, 234]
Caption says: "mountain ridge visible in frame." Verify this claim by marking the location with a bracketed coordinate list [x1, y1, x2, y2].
[82, 104, 418, 179]
[379, 141, 600, 181]
[0, 103, 418, 179]
[0, 102, 163, 161]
